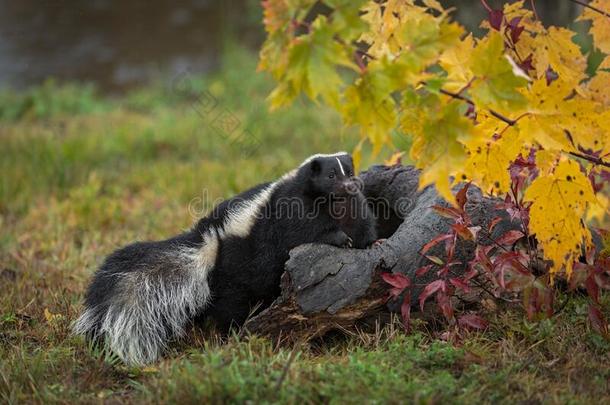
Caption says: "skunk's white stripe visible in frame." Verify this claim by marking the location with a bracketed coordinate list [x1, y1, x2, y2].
[335, 157, 346, 175]
[300, 151, 348, 167]
[221, 169, 297, 238]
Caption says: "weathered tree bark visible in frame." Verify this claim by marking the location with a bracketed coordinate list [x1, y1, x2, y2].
[244, 165, 522, 342]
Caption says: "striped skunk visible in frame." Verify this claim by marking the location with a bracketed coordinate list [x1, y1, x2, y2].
[74, 152, 377, 365]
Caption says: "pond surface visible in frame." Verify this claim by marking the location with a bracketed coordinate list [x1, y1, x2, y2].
[0, 0, 260, 92]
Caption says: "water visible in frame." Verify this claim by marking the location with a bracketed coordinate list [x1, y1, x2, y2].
[0, 0, 260, 92]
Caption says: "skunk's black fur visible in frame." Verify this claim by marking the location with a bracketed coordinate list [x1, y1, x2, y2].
[74, 152, 377, 365]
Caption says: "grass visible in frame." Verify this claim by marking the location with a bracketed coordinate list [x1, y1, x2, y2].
[1, 45, 609, 404]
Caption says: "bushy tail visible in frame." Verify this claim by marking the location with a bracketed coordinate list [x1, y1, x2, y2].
[73, 233, 218, 365]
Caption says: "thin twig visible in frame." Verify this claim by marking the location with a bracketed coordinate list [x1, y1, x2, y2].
[480, 0, 493, 12]
[568, 151, 610, 168]
[439, 88, 472, 104]
[567, 0, 610, 18]
[530, 0, 540, 20]
[437, 87, 517, 125]
[356, 49, 376, 61]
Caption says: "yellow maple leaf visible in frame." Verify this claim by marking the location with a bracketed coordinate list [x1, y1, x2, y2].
[440, 34, 475, 93]
[365, 0, 416, 57]
[535, 149, 560, 176]
[594, 110, 610, 156]
[519, 79, 578, 152]
[524, 160, 596, 277]
[384, 151, 405, 166]
[587, 192, 610, 224]
[577, 0, 610, 53]
[469, 32, 528, 112]
[518, 27, 586, 87]
[503, 0, 537, 23]
[561, 98, 609, 154]
[461, 125, 527, 195]
[587, 71, 610, 107]
[600, 55, 610, 70]
[261, 0, 290, 34]
[342, 76, 396, 155]
[405, 97, 473, 205]
[359, 1, 383, 46]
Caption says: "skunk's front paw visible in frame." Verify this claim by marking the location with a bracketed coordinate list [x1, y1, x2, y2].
[324, 230, 352, 249]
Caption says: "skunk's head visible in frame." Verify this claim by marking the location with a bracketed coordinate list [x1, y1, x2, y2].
[302, 152, 359, 196]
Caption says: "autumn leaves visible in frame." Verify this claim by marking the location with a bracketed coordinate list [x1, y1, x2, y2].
[258, 0, 609, 277]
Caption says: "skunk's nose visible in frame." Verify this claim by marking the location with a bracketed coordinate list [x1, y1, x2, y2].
[339, 177, 360, 194]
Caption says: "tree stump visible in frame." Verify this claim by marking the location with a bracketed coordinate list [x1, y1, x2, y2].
[243, 165, 522, 342]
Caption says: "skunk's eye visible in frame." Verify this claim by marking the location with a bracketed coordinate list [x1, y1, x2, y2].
[328, 173, 335, 179]
[347, 171, 353, 176]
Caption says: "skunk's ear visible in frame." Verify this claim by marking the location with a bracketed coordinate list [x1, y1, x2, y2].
[310, 159, 321, 175]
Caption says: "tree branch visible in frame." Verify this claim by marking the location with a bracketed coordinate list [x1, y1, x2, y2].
[566, 0, 610, 19]
[480, 0, 493, 13]
[437, 87, 517, 126]
[568, 151, 610, 168]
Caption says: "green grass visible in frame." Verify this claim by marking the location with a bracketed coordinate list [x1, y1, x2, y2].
[1, 45, 609, 404]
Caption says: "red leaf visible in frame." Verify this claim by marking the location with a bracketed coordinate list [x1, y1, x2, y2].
[588, 304, 608, 335]
[488, 216, 503, 233]
[401, 291, 411, 331]
[449, 277, 471, 292]
[419, 279, 445, 311]
[388, 287, 403, 299]
[523, 284, 539, 320]
[545, 67, 559, 85]
[586, 247, 597, 266]
[586, 275, 600, 303]
[463, 267, 479, 282]
[415, 265, 433, 277]
[456, 182, 471, 210]
[436, 291, 454, 322]
[437, 266, 450, 278]
[495, 230, 525, 246]
[489, 9, 504, 30]
[508, 17, 524, 43]
[503, 269, 534, 292]
[542, 284, 554, 318]
[570, 262, 590, 291]
[381, 273, 411, 291]
[518, 53, 534, 72]
[473, 246, 493, 272]
[458, 314, 489, 330]
[594, 273, 610, 290]
[452, 223, 474, 241]
[420, 233, 453, 255]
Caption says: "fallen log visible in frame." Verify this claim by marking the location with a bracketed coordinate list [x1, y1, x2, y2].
[243, 164, 522, 342]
